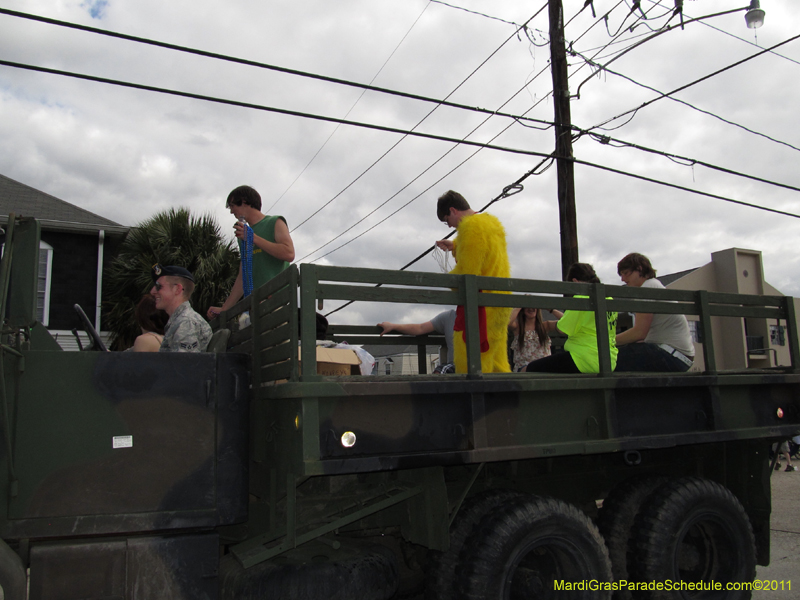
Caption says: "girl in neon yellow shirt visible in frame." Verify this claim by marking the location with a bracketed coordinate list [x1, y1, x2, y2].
[525, 263, 618, 374]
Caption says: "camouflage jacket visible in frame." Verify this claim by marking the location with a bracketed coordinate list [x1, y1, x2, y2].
[160, 301, 212, 353]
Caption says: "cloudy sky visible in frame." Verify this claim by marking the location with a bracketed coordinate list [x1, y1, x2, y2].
[1, 0, 799, 326]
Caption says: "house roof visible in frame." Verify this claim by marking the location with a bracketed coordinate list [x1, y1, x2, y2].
[0, 173, 129, 235]
[657, 268, 698, 287]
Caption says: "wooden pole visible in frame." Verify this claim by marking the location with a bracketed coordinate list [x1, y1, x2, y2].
[549, 0, 579, 279]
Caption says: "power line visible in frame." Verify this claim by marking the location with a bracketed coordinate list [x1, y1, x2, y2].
[295, 54, 559, 262]
[265, 2, 431, 214]
[586, 32, 800, 132]
[580, 131, 800, 194]
[308, 152, 554, 266]
[297, 1, 642, 258]
[571, 155, 800, 219]
[639, 0, 800, 68]
[573, 6, 757, 100]
[289, 2, 551, 233]
[0, 58, 563, 162]
[0, 8, 553, 131]
[698, 19, 800, 68]
[428, 0, 522, 28]
[570, 55, 800, 154]
[320, 2, 799, 317]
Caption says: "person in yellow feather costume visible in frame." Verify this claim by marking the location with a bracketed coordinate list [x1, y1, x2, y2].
[435, 191, 512, 373]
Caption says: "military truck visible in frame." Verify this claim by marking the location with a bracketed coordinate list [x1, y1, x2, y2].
[0, 213, 798, 599]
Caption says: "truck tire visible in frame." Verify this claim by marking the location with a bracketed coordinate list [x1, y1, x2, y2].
[459, 495, 613, 600]
[630, 477, 756, 599]
[219, 541, 398, 600]
[425, 489, 521, 600]
[597, 476, 667, 600]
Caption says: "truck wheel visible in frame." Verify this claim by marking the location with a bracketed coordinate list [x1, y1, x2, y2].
[631, 477, 756, 599]
[425, 489, 521, 600]
[597, 476, 667, 600]
[459, 496, 613, 600]
[219, 541, 398, 600]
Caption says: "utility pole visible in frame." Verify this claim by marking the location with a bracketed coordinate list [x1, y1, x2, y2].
[548, 0, 579, 280]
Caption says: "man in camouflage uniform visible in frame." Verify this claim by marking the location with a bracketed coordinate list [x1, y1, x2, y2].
[150, 264, 212, 352]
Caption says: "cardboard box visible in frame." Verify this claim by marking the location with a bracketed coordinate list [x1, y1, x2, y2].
[299, 346, 362, 376]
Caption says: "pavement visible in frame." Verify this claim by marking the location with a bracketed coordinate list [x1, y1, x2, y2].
[753, 464, 800, 599]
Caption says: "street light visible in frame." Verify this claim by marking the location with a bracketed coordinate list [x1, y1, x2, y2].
[745, 0, 765, 29]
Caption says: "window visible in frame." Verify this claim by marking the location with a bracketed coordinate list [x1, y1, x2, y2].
[687, 320, 703, 344]
[384, 357, 393, 375]
[770, 324, 786, 346]
[37, 242, 53, 326]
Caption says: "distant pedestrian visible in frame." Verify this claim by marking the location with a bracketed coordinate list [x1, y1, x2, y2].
[774, 439, 797, 472]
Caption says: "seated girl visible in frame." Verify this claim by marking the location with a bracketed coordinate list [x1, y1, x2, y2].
[130, 294, 169, 352]
[508, 305, 560, 372]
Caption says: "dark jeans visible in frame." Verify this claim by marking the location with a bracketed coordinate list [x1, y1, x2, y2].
[525, 352, 581, 374]
[615, 343, 692, 372]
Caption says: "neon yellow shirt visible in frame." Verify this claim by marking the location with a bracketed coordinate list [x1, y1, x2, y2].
[557, 296, 618, 373]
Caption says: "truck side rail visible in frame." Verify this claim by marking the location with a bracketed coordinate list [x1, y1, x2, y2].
[217, 263, 799, 382]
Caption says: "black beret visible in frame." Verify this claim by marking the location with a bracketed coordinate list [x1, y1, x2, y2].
[151, 263, 195, 282]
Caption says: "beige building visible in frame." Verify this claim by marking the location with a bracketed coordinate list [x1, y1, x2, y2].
[364, 344, 441, 375]
[660, 248, 799, 371]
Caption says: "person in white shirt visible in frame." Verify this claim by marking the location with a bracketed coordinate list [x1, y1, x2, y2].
[615, 253, 695, 372]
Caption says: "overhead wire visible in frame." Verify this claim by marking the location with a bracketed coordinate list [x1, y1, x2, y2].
[299, 0, 648, 260]
[265, 2, 431, 214]
[0, 7, 552, 132]
[698, 19, 800, 68]
[295, 53, 560, 262]
[328, 0, 800, 283]
[573, 5, 760, 100]
[428, 0, 522, 28]
[580, 131, 800, 194]
[570, 54, 800, 154]
[570, 155, 800, 219]
[586, 32, 800, 133]
[0, 58, 563, 161]
[638, 0, 800, 68]
[289, 1, 551, 233]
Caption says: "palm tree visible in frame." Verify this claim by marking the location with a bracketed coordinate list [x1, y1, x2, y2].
[104, 207, 239, 350]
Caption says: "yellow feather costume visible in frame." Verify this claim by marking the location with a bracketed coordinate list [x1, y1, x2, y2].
[449, 212, 512, 373]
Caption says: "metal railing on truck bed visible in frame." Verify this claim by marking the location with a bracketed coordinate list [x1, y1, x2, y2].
[213, 262, 800, 381]
[209, 264, 800, 475]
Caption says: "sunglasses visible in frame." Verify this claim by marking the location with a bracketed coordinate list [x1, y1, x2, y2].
[153, 282, 178, 292]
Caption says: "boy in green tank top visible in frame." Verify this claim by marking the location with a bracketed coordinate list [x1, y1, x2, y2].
[207, 185, 295, 319]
